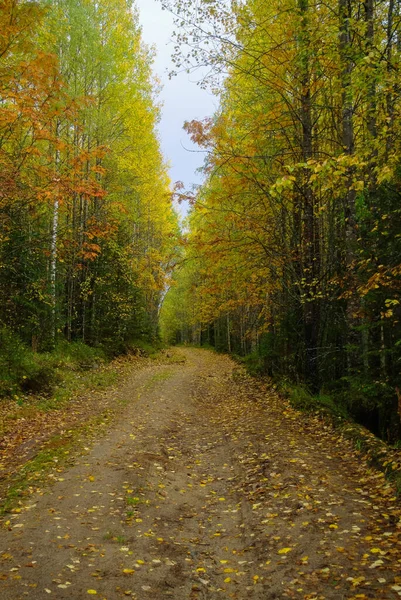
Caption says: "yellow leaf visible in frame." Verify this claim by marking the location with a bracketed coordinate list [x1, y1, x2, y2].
[87, 591, 97, 595]
[136, 560, 145, 565]
[223, 568, 235, 573]
[278, 548, 292, 554]
[224, 577, 231, 583]
[123, 569, 135, 574]
[88, 476, 95, 482]
[370, 548, 381, 553]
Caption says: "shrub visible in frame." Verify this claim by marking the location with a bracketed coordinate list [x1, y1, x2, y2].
[53, 341, 106, 370]
[0, 327, 56, 396]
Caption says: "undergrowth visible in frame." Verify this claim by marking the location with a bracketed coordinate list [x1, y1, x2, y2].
[0, 328, 164, 405]
[0, 328, 107, 399]
[279, 382, 349, 420]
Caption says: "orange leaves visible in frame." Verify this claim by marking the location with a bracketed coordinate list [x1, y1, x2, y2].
[80, 243, 102, 262]
[184, 118, 213, 147]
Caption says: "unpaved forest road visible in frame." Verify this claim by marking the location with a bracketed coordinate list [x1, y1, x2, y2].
[0, 349, 400, 600]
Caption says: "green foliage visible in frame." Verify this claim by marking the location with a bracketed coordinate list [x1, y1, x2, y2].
[280, 382, 349, 420]
[0, 327, 111, 401]
[235, 352, 265, 377]
[161, 0, 401, 442]
[0, 0, 179, 365]
[0, 328, 57, 396]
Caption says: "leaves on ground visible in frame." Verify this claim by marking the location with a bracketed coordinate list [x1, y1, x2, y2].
[0, 349, 400, 599]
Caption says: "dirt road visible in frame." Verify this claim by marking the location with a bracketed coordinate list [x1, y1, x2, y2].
[0, 348, 400, 599]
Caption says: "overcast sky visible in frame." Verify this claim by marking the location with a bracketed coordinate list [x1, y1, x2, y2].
[135, 0, 216, 208]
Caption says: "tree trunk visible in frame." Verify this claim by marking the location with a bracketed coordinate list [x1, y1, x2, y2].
[49, 120, 60, 348]
[298, 0, 319, 388]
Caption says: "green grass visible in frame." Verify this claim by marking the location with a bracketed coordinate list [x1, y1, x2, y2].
[279, 382, 349, 420]
[103, 532, 127, 544]
[126, 496, 141, 506]
[143, 369, 173, 392]
[126, 338, 166, 358]
[0, 408, 115, 515]
[49, 368, 119, 409]
[0, 329, 108, 402]
[1, 435, 75, 515]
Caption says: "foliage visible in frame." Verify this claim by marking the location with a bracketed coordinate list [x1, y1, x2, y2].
[0, 328, 57, 396]
[0, 327, 109, 398]
[160, 0, 401, 442]
[0, 0, 180, 388]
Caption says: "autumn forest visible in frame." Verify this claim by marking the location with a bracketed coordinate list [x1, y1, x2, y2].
[161, 0, 401, 442]
[2, 0, 401, 445]
[2, 2, 401, 597]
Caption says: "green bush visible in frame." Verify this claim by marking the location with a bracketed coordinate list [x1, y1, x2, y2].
[0, 328, 57, 396]
[280, 381, 348, 419]
[235, 351, 265, 376]
[53, 341, 106, 370]
[0, 329, 109, 399]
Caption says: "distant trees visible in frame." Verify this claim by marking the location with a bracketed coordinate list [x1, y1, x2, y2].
[160, 0, 401, 440]
[0, 0, 179, 355]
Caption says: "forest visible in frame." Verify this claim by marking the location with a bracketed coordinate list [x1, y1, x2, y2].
[0, 0, 179, 394]
[160, 0, 401, 442]
[1, 0, 401, 444]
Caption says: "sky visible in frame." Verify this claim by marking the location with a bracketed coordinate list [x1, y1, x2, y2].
[135, 0, 217, 210]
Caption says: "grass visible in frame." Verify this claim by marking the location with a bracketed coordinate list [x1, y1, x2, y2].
[0, 402, 116, 515]
[127, 338, 166, 358]
[126, 496, 141, 506]
[49, 368, 119, 409]
[0, 337, 170, 514]
[0, 363, 120, 440]
[143, 369, 173, 392]
[279, 382, 349, 420]
[103, 532, 127, 544]
[1, 434, 76, 515]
